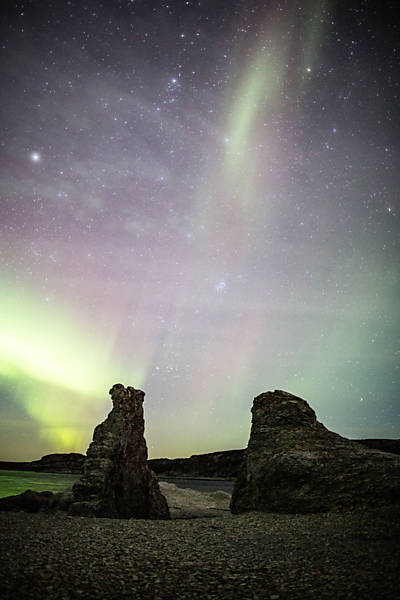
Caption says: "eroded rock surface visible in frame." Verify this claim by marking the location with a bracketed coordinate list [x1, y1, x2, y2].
[231, 390, 400, 514]
[70, 384, 170, 519]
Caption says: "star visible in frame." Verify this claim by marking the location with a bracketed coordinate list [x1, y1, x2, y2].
[0, 0, 398, 462]
[215, 281, 226, 292]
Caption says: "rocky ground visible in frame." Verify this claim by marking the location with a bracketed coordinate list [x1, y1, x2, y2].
[0, 503, 399, 599]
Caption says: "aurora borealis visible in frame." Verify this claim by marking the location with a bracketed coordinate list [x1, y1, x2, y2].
[0, 1, 399, 461]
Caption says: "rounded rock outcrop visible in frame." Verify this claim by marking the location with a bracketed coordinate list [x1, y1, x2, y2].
[230, 390, 400, 514]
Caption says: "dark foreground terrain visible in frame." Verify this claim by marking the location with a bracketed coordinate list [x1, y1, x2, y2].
[0, 508, 399, 600]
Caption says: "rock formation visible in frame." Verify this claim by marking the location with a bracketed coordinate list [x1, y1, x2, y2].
[70, 384, 170, 519]
[356, 438, 400, 455]
[1, 439, 398, 476]
[149, 449, 245, 478]
[0, 490, 55, 512]
[0, 488, 74, 513]
[30, 453, 85, 473]
[230, 390, 400, 514]
[0, 461, 33, 471]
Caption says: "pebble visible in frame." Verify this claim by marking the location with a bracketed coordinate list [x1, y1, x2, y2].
[0, 508, 399, 599]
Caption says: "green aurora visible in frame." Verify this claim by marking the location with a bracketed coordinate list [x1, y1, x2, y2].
[0, 1, 399, 461]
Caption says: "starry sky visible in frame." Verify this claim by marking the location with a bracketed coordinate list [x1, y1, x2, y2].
[0, 0, 399, 461]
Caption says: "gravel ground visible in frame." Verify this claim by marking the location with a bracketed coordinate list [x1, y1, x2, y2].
[0, 508, 399, 600]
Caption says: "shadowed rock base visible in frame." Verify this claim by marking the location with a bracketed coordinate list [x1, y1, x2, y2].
[70, 384, 170, 519]
[0, 490, 55, 512]
[231, 390, 400, 514]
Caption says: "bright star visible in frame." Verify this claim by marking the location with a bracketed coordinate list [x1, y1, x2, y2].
[30, 152, 41, 162]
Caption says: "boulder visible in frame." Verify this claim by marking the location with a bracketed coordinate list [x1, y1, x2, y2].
[70, 384, 170, 519]
[230, 390, 400, 514]
[0, 490, 55, 512]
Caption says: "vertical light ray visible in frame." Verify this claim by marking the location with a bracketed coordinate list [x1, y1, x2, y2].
[290, 0, 334, 97]
[223, 46, 285, 211]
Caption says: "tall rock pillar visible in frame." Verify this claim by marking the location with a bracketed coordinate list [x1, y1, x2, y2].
[70, 384, 170, 519]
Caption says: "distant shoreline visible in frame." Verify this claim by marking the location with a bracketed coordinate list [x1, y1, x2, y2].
[0, 468, 234, 482]
[1, 437, 399, 476]
[0, 470, 235, 498]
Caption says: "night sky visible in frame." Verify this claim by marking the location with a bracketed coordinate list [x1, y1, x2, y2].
[1, 0, 399, 461]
